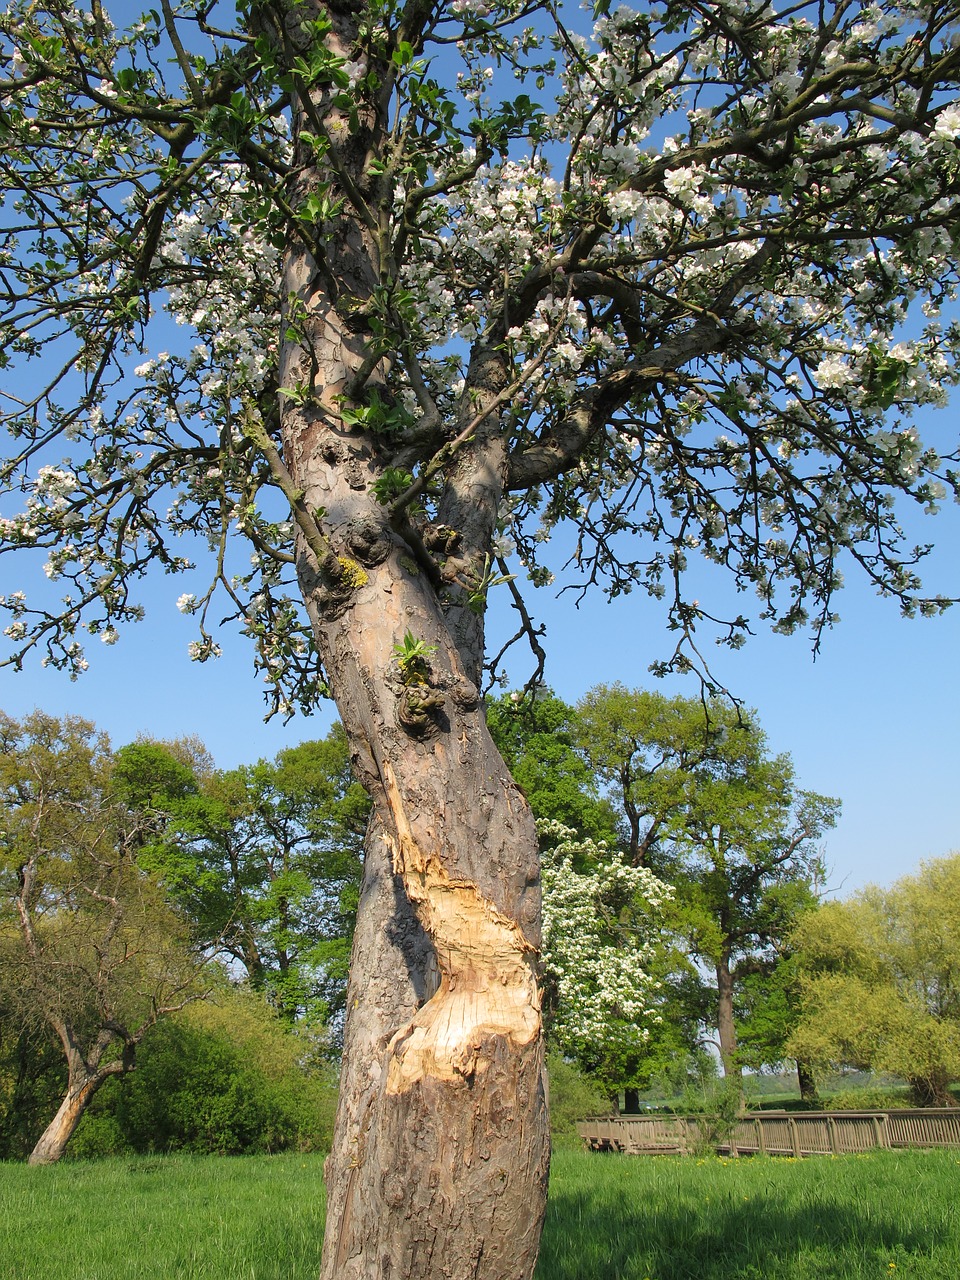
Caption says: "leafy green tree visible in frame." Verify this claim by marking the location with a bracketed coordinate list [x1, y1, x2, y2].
[128, 727, 369, 1029]
[200, 733, 364, 1027]
[72, 983, 338, 1157]
[574, 686, 838, 1084]
[790, 855, 960, 1106]
[0, 712, 203, 1164]
[486, 690, 619, 846]
[2, 0, 959, 1270]
[733, 886, 823, 1100]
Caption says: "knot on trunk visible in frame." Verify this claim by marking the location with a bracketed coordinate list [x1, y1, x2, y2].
[423, 523, 462, 556]
[347, 518, 392, 566]
[397, 687, 447, 738]
[316, 550, 367, 618]
[450, 679, 480, 711]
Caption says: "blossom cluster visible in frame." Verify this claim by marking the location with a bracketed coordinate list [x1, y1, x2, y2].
[538, 820, 672, 1063]
[2, 0, 959, 700]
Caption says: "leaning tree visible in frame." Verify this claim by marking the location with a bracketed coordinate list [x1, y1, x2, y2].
[2, 0, 959, 1274]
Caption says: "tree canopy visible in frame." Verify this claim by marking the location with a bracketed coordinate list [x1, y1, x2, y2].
[1, 0, 958, 698]
[790, 853, 960, 1105]
[486, 689, 619, 844]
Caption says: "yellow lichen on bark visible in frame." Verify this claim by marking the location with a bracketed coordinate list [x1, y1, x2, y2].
[380, 762, 541, 1095]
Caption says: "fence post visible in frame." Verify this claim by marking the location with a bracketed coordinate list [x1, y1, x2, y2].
[754, 1117, 766, 1155]
[826, 1115, 839, 1154]
[788, 1116, 802, 1158]
[871, 1114, 889, 1149]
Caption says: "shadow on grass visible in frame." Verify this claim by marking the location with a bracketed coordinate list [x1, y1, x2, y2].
[536, 1164, 936, 1280]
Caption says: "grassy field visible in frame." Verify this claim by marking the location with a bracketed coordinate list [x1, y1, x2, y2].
[0, 1147, 958, 1279]
[541, 1147, 960, 1279]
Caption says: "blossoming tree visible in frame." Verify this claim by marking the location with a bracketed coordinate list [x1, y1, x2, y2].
[2, 0, 959, 1274]
[538, 819, 673, 1092]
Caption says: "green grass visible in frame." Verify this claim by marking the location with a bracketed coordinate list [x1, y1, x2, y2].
[1, 1148, 959, 1279]
[539, 1148, 960, 1280]
[0, 1154, 328, 1280]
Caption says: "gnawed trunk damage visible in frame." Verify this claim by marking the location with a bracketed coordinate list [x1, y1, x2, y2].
[380, 758, 540, 1094]
[300, 639, 549, 1278]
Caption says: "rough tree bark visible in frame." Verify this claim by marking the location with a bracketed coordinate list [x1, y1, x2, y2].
[715, 952, 741, 1085]
[28, 1033, 130, 1166]
[269, 3, 550, 1273]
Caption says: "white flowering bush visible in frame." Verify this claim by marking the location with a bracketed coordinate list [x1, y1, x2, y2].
[538, 820, 672, 1075]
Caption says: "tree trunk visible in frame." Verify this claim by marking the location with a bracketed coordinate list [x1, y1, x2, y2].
[28, 1071, 100, 1165]
[623, 1087, 641, 1114]
[715, 954, 741, 1084]
[796, 1059, 819, 1105]
[283, 325, 551, 1273]
[910, 1071, 954, 1107]
[320, 813, 548, 1279]
[273, 10, 550, 1271]
[302, 553, 550, 1278]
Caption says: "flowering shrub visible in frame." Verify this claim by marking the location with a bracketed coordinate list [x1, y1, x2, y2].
[539, 820, 672, 1071]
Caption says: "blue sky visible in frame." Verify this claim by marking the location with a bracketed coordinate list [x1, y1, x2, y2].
[2, 484, 957, 896]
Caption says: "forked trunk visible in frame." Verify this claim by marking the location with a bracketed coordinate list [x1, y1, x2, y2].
[276, 10, 551, 1266]
[282, 331, 551, 1272]
[28, 1072, 99, 1165]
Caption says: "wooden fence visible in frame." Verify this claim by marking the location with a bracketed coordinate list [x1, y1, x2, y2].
[577, 1108, 960, 1157]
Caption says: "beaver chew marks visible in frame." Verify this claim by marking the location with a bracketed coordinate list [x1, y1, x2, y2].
[380, 762, 540, 1095]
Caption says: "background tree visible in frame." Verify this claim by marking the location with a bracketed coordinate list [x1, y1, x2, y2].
[0, 712, 203, 1164]
[789, 854, 960, 1106]
[2, 0, 960, 1272]
[132, 729, 368, 1030]
[574, 686, 838, 1085]
[574, 686, 721, 866]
